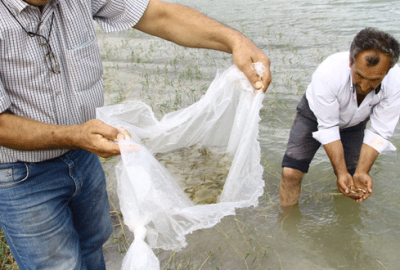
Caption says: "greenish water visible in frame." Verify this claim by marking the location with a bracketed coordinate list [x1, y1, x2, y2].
[99, 0, 400, 269]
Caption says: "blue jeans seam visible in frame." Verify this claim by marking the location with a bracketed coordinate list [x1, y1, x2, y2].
[21, 163, 30, 182]
[69, 170, 80, 198]
[60, 155, 80, 198]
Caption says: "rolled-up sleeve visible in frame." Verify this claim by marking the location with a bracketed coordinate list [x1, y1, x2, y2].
[0, 78, 11, 114]
[365, 85, 400, 153]
[307, 70, 341, 145]
[363, 129, 396, 153]
[92, 0, 150, 33]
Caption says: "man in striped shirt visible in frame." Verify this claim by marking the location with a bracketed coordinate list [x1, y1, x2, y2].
[0, 0, 271, 269]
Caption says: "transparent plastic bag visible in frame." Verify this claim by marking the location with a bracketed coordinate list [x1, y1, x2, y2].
[96, 63, 266, 270]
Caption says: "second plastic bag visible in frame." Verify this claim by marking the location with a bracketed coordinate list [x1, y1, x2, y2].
[96, 63, 266, 270]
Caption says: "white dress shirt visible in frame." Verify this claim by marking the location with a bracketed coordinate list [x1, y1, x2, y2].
[306, 51, 400, 153]
[0, 0, 149, 162]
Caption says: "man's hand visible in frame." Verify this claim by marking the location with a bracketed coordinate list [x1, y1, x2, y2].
[350, 143, 379, 202]
[73, 119, 124, 158]
[231, 36, 271, 92]
[352, 172, 373, 202]
[324, 140, 362, 201]
[336, 172, 364, 201]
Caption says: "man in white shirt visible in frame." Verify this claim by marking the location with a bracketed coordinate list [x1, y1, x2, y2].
[279, 28, 400, 206]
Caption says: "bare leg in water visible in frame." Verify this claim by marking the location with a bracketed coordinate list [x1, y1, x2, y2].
[279, 167, 304, 206]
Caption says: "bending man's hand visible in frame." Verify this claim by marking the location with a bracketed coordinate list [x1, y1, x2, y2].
[323, 140, 363, 201]
[352, 172, 373, 202]
[336, 172, 364, 201]
[350, 143, 379, 202]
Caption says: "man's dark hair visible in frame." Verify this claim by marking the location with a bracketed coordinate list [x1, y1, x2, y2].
[350, 27, 400, 69]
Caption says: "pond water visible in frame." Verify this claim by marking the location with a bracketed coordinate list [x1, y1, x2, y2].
[98, 0, 400, 269]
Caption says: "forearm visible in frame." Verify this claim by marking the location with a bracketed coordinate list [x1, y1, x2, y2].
[0, 112, 77, 151]
[134, 0, 271, 91]
[0, 112, 122, 158]
[352, 143, 377, 200]
[134, 0, 244, 53]
[323, 140, 348, 175]
[355, 143, 379, 174]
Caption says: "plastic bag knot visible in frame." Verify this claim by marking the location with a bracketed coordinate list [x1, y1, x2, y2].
[134, 226, 147, 241]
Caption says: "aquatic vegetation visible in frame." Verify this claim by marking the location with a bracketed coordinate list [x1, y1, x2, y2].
[155, 145, 232, 205]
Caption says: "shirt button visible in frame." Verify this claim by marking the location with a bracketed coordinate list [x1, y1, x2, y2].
[14, 7, 19, 12]
[56, 91, 61, 96]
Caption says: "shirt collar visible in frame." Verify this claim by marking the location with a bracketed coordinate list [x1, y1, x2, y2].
[375, 83, 382, 94]
[5, 0, 58, 13]
[5, 0, 30, 13]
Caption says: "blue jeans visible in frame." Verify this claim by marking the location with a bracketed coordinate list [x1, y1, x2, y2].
[0, 150, 113, 270]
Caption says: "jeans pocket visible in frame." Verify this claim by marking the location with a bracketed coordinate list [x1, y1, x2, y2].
[0, 163, 29, 189]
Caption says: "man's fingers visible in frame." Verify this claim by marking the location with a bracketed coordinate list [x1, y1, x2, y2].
[94, 135, 121, 157]
[337, 180, 350, 194]
[119, 127, 131, 138]
[101, 125, 122, 141]
[343, 191, 363, 199]
[85, 119, 121, 141]
[338, 181, 364, 199]
[94, 120, 127, 143]
[260, 68, 272, 92]
[79, 120, 123, 157]
[367, 181, 373, 193]
[236, 58, 271, 92]
[252, 61, 272, 92]
[353, 173, 373, 200]
[355, 191, 371, 202]
[239, 62, 262, 89]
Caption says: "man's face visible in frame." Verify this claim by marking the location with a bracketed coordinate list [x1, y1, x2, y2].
[24, 0, 52, 7]
[349, 50, 391, 96]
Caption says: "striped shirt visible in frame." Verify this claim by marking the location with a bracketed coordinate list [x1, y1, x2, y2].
[0, 0, 149, 162]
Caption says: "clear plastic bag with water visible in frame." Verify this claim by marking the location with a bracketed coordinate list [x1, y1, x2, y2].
[96, 63, 266, 270]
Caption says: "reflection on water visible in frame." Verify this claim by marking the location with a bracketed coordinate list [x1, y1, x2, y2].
[99, 0, 400, 269]
[155, 145, 232, 205]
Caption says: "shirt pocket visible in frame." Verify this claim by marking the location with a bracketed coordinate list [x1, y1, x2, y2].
[0, 163, 29, 189]
[64, 37, 103, 92]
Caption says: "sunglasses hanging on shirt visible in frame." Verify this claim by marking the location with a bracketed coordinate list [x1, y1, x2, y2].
[0, 0, 60, 74]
